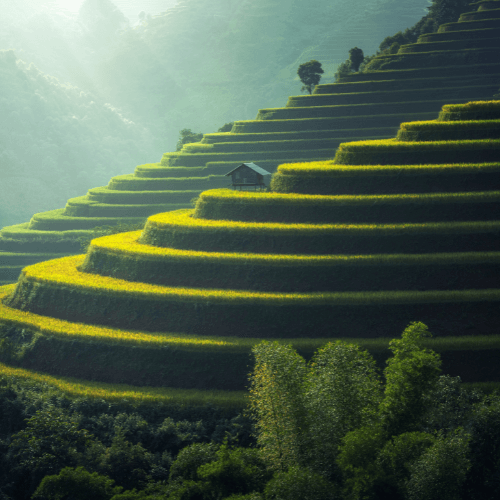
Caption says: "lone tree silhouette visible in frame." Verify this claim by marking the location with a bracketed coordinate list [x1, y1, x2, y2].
[349, 47, 364, 72]
[298, 60, 324, 95]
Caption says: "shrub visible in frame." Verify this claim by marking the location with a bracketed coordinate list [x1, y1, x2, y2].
[197, 441, 272, 498]
[32, 467, 123, 500]
[176, 129, 204, 152]
[217, 122, 234, 133]
[264, 466, 337, 500]
[333, 59, 351, 82]
[169, 442, 219, 482]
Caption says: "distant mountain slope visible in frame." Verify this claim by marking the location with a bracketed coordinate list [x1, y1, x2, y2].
[0, 0, 429, 151]
[97, 0, 430, 139]
[0, 49, 157, 227]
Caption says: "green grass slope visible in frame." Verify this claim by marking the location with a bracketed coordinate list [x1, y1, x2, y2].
[1, 100, 500, 405]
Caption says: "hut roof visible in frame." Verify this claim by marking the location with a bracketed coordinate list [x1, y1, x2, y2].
[225, 162, 271, 177]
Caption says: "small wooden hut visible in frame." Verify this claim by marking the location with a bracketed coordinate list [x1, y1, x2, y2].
[225, 163, 271, 190]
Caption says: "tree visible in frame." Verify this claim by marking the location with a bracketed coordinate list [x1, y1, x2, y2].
[32, 466, 122, 500]
[248, 342, 307, 472]
[303, 342, 382, 480]
[297, 60, 324, 95]
[97, 429, 153, 490]
[379, 322, 442, 435]
[348, 47, 364, 72]
[175, 128, 204, 151]
[9, 407, 94, 492]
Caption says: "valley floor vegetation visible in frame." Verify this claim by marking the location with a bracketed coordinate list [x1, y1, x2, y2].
[1, 322, 500, 500]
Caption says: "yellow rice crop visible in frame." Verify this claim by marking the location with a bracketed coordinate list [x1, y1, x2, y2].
[336, 138, 500, 150]
[0, 362, 247, 407]
[147, 209, 500, 236]
[12, 258, 500, 306]
[2, 283, 500, 357]
[441, 101, 500, 112]
[90, 231, 500, 268]
[399, 119, 500, 130]
[275, 162, 500, 177]
[197, 188, 500, 206]
[0, 285, 240, 350]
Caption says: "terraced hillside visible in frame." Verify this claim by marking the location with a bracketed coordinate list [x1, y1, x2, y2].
[1, 100, 500, 405]
[1, 0, 499, 287]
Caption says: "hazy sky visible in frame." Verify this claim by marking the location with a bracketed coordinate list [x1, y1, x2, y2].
[50, 0, 178, 17]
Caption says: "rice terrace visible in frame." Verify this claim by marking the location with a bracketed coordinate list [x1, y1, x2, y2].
[1, 0, 500, 498]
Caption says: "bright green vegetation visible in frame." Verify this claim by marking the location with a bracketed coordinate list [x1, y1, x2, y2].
[2, 0, 500, 287]
[246, 323, 500, 500]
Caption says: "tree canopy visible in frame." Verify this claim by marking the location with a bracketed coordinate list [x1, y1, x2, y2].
[297, 60, 324, 95]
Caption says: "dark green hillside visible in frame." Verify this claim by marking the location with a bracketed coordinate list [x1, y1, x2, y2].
[1, 100, 500, 405]
[0, 50, 157, 228]
[1, 0, 499, 287]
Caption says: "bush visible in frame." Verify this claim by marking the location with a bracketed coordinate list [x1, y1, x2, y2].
[197, 441, 272, 498]
[176, 129, 204, 152]
[169, 442, 219, 482]
[333, 60, 351, 82]
[263, 466, 337, 500]
[32, 467, 122, 500]
[217, 122, 234, 133]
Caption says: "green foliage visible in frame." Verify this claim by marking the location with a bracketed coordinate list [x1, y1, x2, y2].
[217, 123, 234, 133]
[376, 432, 436, 496]
[197, 440, 272, 498]
[297, 60, 324, 95]
[248, 342, 307, 472]
[224, 493, 263, 500]
[348, 47, 364, 72]
[263, 466, 337, 500]
[9, 407, 93, 477]
[32, 466, 123, 500]
[362, 0, 475, 71]
[336, 424, 388, 500]
[96, 429, 153, 491]
[176, 129, 205, 152]
[379, 31, 409, 53]
[379, 322, 442, 434]
[169, 443, 219, 483]
[462, 395, 500, 499]
[333, 59, 351, 82]
[303, 342, 382, 480]
[405, 429, 471, 500]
